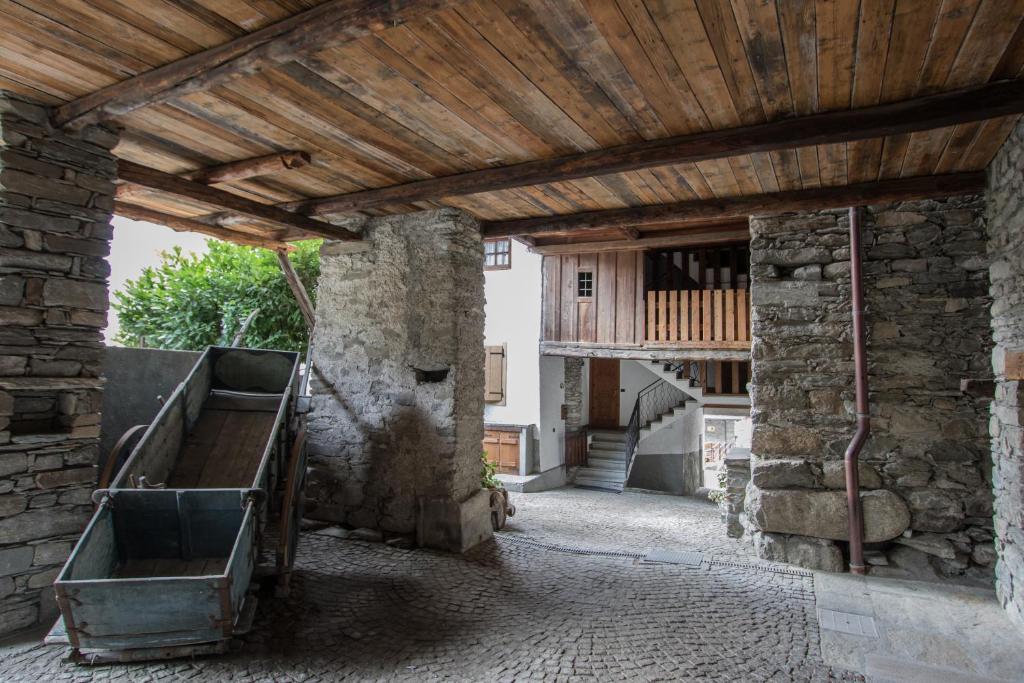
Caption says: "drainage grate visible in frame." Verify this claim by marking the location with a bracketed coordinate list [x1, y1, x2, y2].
[709, 558, 813, 577]
[817, 608, 878, 637]
[644, 549, 704, 566]
[500, 535, 642, 559]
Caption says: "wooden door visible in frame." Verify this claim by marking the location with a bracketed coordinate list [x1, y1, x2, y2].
[589, 358, 620, 429]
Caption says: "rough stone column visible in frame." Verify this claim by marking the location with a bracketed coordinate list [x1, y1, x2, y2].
[306, 208, 492, 552]
[987, 117, 1024, 628]
[0, 92, 118, 634]
[563, 358, 583, 431]
[746, 198, 993, 579]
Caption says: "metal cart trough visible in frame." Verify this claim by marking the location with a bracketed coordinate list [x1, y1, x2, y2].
[47, 346, 309, 663]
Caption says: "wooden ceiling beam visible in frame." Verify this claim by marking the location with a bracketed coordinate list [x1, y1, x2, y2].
[530, 225, 751, 255]
[114, 202, 293, 250]
[117, 160, 360, 241]
[286, 81, 1023, 216]
[185, 150, 310, 184]
[483, 173, 986, 238]
[116, 151, 311, 201]
[55, 0, 457, 128]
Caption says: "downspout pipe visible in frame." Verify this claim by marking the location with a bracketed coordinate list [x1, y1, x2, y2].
[845, 206, 868, 575]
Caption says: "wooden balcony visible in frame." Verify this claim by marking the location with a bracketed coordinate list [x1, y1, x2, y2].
[645, 289, 750, 349]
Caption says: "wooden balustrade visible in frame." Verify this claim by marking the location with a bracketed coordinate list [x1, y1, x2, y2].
[645, 288, 750, 348]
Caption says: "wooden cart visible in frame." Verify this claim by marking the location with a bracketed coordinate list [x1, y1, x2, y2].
[47, 346, 309, 664]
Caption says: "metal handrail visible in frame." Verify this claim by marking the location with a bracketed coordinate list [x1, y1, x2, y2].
[623, 377, 688, 482]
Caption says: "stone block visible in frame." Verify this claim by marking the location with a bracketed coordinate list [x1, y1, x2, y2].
[745, 486, 910, 542]
[0, 494, 27, 516]
[417, 488, 493, 553]
[31, 541, 71, 567]
[35, 467, 94, 489]
[820, 461, 882, 490]
[0, 508, 88, 544]
[0, 546, 33, 577]
[750, 531, 843, 572]
[41, 278, 107, 310]
[751, 458, 817, 489]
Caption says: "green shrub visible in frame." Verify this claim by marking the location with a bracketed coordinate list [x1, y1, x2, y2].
[114, 240, 321, 352]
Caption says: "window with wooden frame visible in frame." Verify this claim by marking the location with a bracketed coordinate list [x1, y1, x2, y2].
[484, 238, 511, 270]
[484, 344, 507, 404]
[577, 270, 594, 298]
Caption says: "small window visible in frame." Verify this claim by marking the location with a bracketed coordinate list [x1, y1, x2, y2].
[484, 238, 511, 270]
[577, 271, 593, 298]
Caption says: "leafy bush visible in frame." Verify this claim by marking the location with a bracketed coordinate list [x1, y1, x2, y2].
[481, 451, 500, 489]
[113, 240, 321, 353]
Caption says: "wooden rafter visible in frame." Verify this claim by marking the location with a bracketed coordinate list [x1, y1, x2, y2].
[114, 202, 292, 251]
[284, 81, 1024, 217]
[483, 173, 986, 238]
[185, 151, 310, 184]
[276, 251, 316, 331]
[54, 0, 458, 128]
[530, 225, 749, 254]
[117, 160, 360, 241]
[116, 151, 311, 201]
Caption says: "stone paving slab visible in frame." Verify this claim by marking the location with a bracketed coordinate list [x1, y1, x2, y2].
[0, 488, 858, 681]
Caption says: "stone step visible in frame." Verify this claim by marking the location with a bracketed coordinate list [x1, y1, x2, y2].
[589, 443, 626, 455]
[575, 466, 625, 483]
[590, 430, 627, 441]
[587, 456, 626, 471]
[574, 476, 624, 492]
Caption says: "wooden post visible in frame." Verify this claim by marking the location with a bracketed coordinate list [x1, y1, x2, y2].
[276, 250, 315, 332]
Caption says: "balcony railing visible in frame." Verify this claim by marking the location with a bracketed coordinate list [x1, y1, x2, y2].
[645, 288, 750, 349]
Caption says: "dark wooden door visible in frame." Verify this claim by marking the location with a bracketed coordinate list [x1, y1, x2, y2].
[589, 358, 620, 429]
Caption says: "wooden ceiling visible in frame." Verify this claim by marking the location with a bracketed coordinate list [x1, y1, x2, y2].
[3, 0, 1024, 248]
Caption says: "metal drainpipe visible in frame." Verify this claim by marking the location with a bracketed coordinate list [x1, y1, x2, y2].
[845, 206, 868, 575]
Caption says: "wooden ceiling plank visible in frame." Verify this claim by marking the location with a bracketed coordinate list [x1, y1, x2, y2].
[778, 0, 819, 116]
[611, 0, 712, 134]
[645, 0, 742, 129]
[55, 0, 459, 128]
[466, 0, 640, 146]
[847, 0, 896, 183]
[363, 29, 552, 161]
[945, 0, 1024, 88]
[416, 9, 599, 153]
[284, 80, 1024, 216]
[117, 159, 360, 241]
[482, 172, 984, 237]
[694, 0, 766, 123]
[114, 201, 292, 250]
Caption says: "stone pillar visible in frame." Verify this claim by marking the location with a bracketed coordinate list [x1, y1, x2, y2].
[0, 92, 118, 634]
[724, 448, 750, 538]
[747, 198, 993, 579]
[563, 358, 583, 431]
[987, 117, 1024, 628]
[306, 208, 492, 553]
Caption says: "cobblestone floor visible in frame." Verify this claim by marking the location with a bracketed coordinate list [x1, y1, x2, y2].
[0, 487, 855, 682]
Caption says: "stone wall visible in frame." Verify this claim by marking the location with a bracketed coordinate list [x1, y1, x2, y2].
[563, 358, 583, 431]
[747, 197, 994, 582]
[306, 208, 491, 552]
[0, 92, 117, 634]
[987, 117, 1024, 627]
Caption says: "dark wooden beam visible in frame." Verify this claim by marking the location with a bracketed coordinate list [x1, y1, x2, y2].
[116, 151, 311, 201]
[55, 0, 457, 128]
[117, 160, 360, 241]
[114, 202, 292, 250]
[486, 173, 985, 237]
[286, 81, 1022, 217]
[185, 151, 310, 184]
[530, 225, 750, 255]
[621, 227, 641, 240]
[276, 251, 316, 332]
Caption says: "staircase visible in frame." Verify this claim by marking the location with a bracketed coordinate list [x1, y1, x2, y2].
[644, 360, 705, 403]
[573, 399, 692, 493]
[573, 430, 628, 492]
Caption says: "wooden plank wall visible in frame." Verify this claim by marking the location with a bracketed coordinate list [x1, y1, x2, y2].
[542, 251, 644, 345]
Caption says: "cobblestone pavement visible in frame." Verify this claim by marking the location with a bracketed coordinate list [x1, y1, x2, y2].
[504, 487, 754, 560]
[0, 488, 856, 682]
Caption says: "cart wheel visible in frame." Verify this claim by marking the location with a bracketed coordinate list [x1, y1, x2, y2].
[276, 423, 307, 597]
[97, 424, 148, 491]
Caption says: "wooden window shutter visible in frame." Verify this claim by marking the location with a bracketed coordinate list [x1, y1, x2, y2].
[484, 345, 506, 404]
